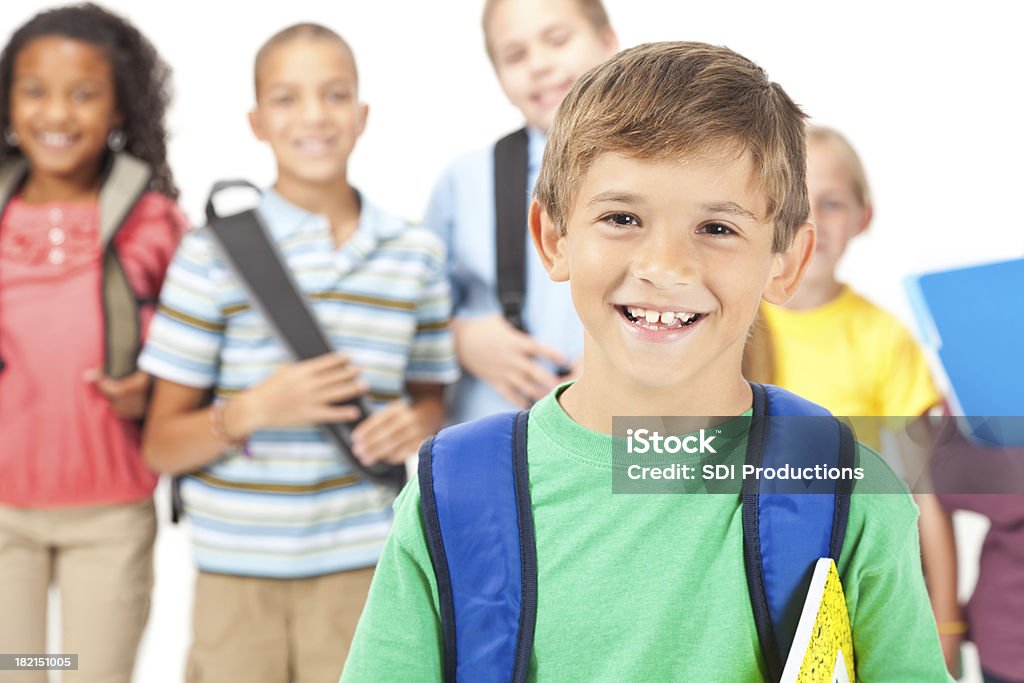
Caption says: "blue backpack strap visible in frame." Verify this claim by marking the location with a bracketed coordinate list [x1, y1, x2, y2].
[742, 383, 855, 681]
[419, 410, 536, 683]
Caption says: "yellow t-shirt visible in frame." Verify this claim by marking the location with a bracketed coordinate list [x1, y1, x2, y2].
[762, 287, 940, 449]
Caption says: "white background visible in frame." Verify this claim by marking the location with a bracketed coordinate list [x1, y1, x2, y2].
[3, 0, 1019, 680]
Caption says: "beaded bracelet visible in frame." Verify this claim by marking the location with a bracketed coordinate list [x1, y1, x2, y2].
[210, 399, 252, 457]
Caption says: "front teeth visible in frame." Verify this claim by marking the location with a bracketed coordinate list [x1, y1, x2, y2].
[296, 138, 333, 152]
[40, 132, 73, 146]
[627, 306, 698, 327]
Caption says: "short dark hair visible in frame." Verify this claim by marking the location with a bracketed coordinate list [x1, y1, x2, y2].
[254, 23, 357, 98]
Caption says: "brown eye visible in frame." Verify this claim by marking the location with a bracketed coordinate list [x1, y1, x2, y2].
[602, 213, 639, 228]
[17, 84, 44, 99]
[698, 223, 735, 236]
[548, 31, 571, 47]
[503, 49, 526, 65]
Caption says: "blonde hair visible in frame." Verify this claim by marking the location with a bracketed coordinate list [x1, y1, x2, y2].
[254, 23, 357, 98]
[806, 125, 872, 208]
[481, 0, 611, 61]
[534, 41, 810, 252]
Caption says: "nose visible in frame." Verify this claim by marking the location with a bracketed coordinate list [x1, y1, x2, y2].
[631, 229, 699, 290]
[41, 93, 71, 124]
[299, 94, 328, 124]
[527, 44, 554, 78]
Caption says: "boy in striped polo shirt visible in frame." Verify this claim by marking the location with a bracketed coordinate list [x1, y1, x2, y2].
[139, 23, 458, 683]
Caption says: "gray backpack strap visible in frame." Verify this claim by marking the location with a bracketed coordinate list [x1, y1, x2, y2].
[99, 153, 153, 378]
[204, 180, 405, 489]
[99, 153, 153, 249]
[0, 158, 28, 211]
[0, 159, 28, 373]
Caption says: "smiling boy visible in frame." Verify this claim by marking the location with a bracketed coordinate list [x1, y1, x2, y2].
[140, 24, 457, 682]
[342, 42, 949, 681]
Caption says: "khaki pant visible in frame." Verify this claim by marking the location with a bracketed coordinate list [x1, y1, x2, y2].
[186, 567, 375, 683]
[0, 499, 156, 683]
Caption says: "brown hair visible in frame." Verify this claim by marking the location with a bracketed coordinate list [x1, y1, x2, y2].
[481, 0, 611, 61]
[254, 23, 356, 98]
[807, 125, 871, 208]
[534, 41, 810, 252]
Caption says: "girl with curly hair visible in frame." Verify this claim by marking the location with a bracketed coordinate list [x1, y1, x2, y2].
[0, 5, 186, 681]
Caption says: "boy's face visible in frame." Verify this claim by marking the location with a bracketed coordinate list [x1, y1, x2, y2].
[531, 151, 812, 391]
[488, 0, 617, 132]
[249, 38, 366, 188]
[803, 139, 872, 286]
[9, 36, 122, 184]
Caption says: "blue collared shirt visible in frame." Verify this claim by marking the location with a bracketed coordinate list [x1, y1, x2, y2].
[424, 128, 583, 424]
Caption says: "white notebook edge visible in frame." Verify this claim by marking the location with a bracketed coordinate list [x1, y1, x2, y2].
[779, 557, 836, 683]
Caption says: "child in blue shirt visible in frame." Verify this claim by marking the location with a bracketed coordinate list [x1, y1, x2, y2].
[425, 0, 617, 422]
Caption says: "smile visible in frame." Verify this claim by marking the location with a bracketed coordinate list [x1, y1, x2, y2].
[292, 136, 338, 155]
[617, 305, 705, 336]
[531, 79, 573, 108]
[35, 132, 78, 149]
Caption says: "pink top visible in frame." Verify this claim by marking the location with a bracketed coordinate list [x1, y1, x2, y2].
[0, 191, 186, 507]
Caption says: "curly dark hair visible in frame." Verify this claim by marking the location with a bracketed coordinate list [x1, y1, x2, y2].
[0, 3, 178, 198]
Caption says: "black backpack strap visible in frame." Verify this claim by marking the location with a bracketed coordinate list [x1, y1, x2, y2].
[494, 128, 530, 331]
[420, 410, 536, 683]
[204, 180, 403, 489]
[511, 410, 538, 682]
[829, 421, 856, 562]
[742, 384, 781, 677]
[170, 475, 184, 524]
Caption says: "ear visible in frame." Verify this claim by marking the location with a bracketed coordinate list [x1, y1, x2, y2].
[600, 26, 619, 55]
[248, 108, 266, 142]
[355, 102, 369, 138]
[855, 203, 873, 237]
[763, 221, 815, 305]
[529, 199, 569, 282]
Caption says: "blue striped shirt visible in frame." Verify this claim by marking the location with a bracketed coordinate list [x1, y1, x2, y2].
[139, 189, 458, 577]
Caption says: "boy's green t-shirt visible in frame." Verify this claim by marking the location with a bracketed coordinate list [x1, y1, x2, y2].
[342, 390, 950, 682]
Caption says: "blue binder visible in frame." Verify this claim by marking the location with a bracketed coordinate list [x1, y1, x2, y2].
[905, 258, 1024, 446]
